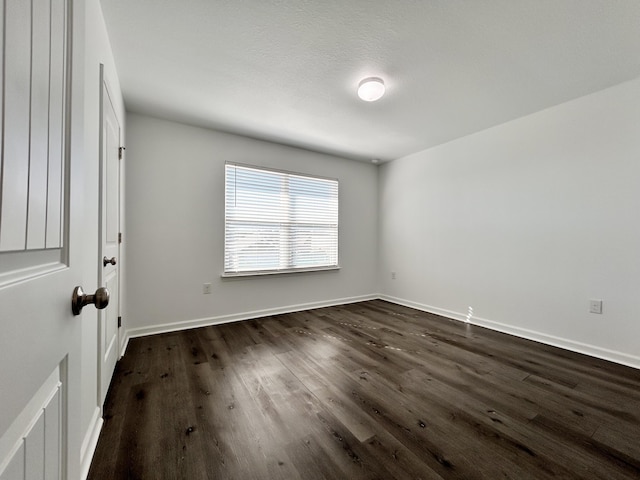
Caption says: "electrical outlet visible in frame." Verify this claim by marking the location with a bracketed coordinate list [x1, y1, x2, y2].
[391, 271, 396, 280]
[203, 283, 212, 294]
[589, 299, 602, 314]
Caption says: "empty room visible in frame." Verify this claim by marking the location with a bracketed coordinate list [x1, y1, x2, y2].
[1, 1, 639, 479]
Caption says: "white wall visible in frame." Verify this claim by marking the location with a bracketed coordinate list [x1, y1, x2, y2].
[80, 0, 125, 475]
[123, 113, 378, 336]
[379, 77, 640, 369]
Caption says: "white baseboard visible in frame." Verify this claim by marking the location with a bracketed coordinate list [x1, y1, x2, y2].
[119, 332, 129, 358]
[118, 293, 639, 370]
[123, 294, 378, 342]
[80, 406, 103, 480]
[378, 295, 468, 323]
[379, 294, 640, 370]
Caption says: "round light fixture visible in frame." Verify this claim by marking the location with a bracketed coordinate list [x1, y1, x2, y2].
[357, 77, 385, 102]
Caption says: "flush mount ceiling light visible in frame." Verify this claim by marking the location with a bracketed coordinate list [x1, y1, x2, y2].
[357, 77, 385, 102]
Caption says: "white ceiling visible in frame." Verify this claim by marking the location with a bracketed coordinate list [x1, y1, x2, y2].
[100, 0, 640, 162]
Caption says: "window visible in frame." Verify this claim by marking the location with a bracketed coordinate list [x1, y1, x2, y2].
[224, 163, 339, 276]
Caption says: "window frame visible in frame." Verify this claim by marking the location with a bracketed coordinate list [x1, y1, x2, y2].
[222, 162, 340, 277]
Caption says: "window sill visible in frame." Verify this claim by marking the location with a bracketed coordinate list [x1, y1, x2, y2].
[221, 265, 340, 278]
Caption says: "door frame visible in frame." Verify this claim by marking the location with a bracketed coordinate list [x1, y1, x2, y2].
[97, 63, 123, 410]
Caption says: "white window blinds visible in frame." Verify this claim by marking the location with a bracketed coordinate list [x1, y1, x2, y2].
[224, 163, 339, 275]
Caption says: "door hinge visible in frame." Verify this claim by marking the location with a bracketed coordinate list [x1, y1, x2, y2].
[118, 232, 122, 244]
[118, 146, 125, 160]
[118, 316, 122, 328]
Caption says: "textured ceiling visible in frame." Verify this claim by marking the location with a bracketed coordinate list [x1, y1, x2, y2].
[100, 0, 640, 162]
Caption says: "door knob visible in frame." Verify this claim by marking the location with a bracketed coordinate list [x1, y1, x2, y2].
[103, 256, 117, 267]
[71, 286, 110, 315]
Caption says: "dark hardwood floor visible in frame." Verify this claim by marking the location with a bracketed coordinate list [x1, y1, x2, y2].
[88, 300, 640, 479]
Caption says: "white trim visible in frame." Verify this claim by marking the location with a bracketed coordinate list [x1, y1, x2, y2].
[221, 265, 340, 278]
[470, 314, 640, 370]
[80, 407, 103, 480]
[122, 293, 640, 370]
[119, 329, 129, 358]
[378, 295, 467, 323]
[0, 259, 66, 289]
[124, 294, 377, 340]
[379, 294, 640, 370]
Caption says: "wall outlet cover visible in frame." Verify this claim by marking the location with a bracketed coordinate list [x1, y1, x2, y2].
[589, 299, 603, 314]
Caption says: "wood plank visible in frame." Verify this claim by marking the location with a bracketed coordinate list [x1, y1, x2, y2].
[88, 301, 640, 479]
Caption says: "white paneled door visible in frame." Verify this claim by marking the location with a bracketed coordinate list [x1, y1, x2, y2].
[0, 0, 85, 478]
[98, 74, 122, 407]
